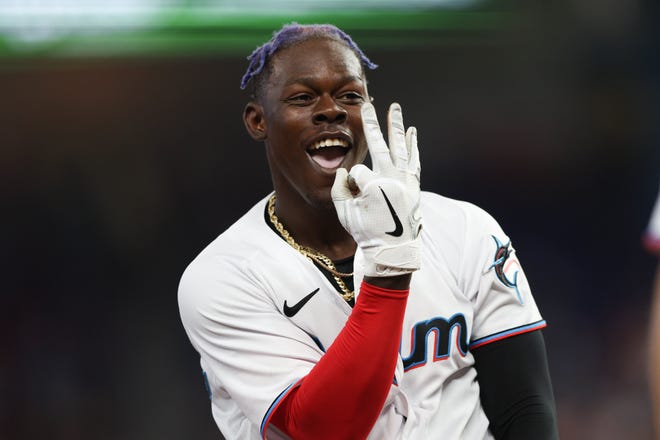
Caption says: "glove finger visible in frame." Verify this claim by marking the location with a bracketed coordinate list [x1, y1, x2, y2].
[406, 126, 421, 181]
[405, 125, 414, 158]
[348, 164, 377, 192]
[387, 103, 408, 169]
[331, 167, 353, 201]
[361, 102, 391, 174]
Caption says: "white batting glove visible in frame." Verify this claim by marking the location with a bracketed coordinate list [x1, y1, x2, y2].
[332, 102, 422, 277]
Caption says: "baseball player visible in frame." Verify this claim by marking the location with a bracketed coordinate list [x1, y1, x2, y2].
[645, 187, 660, 439]
[178, 23, 558, 439]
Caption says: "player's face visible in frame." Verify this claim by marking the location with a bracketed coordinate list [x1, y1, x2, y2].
[254, 38, 370, 209]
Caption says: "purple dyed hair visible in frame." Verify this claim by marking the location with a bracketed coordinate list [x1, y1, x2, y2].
[240, 23, 378, 94]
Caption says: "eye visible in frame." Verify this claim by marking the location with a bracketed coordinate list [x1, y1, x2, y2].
[286, 93, 315, 105]
[338, 91, 365, 104]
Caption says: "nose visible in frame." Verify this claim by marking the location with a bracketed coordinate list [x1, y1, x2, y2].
[312, 95, 347, 124]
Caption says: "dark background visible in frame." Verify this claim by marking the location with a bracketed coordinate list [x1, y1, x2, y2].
[2, 1, 659, 439]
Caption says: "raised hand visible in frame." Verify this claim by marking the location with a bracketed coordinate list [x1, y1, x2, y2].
[332, 102, 422, 277]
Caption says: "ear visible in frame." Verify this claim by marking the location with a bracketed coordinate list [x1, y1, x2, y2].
[243, 102, 267, 141]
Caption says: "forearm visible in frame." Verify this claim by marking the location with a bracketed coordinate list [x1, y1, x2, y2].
[270, 280, 409, 440]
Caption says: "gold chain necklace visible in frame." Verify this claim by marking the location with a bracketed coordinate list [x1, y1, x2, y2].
[267, 194, 354, 302]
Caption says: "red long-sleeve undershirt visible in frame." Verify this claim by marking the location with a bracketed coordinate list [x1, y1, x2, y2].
[266, 281, 410, 440]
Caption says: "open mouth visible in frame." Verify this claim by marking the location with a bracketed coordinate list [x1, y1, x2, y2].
[307, 138, 350, 170]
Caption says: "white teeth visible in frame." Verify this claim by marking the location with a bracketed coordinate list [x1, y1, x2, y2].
[310, 138, 348, 150]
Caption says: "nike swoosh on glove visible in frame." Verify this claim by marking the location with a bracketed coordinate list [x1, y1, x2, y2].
[332, 102, 423, 277]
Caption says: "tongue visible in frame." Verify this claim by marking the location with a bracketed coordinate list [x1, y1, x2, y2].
[309, 147, 346, 169]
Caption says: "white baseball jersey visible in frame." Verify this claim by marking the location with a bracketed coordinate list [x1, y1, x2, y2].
[178, 191, 546, 440]
[646, 186, 660, 252]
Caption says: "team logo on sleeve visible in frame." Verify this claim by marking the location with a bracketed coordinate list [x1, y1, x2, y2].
[487, 236, 523, 304]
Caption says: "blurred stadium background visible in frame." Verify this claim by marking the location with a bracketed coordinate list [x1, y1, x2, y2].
[2, 0, 659, 438]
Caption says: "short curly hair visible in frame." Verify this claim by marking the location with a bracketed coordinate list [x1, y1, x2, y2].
[240, 23, 378, 100]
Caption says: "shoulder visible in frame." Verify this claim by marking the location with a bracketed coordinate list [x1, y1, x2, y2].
[420, 191, 501, 239]
[418, 191, 509, 283]
[186, 195, 271, 271]
[177, 195, 286, 318]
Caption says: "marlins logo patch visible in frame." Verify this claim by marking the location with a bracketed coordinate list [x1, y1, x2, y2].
[487, 236, 523, 303]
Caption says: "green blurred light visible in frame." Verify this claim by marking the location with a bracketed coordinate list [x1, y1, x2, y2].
[0, 8, 509, 58]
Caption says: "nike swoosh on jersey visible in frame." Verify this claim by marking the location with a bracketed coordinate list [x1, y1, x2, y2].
[379, 187, 403, 237]
[283, 288, 320, 317]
